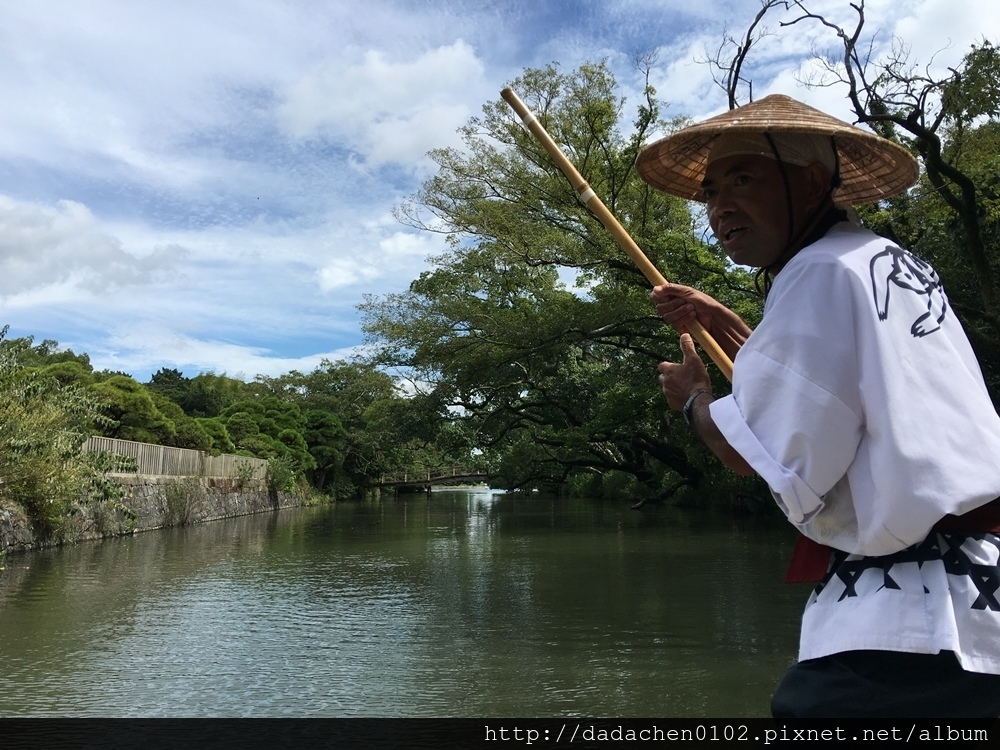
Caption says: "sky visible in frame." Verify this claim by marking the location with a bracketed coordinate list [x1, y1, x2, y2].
[2, 0, 999, 382]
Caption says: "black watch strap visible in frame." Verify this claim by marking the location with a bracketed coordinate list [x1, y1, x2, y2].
[682, 388, 711, 425]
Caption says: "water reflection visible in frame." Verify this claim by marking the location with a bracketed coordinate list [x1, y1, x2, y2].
[0, 491, 803, 717]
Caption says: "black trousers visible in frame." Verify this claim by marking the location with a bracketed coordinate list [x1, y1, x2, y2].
[771, 650, 1000, 718]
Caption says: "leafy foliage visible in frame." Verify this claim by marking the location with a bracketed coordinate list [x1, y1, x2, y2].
[0, 328, 125, 531]
[148, 368, 249, 417]
[255, 361, 449, 493]
[0, 327, 460, 503]
[362, 63, 762, 499]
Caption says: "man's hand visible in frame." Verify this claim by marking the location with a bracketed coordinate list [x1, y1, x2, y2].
[657, 333, 712, 412]
[651, 283, 752, 361]
[657, 333, 755, 477]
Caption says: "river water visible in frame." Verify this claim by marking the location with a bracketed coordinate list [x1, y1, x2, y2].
[0, 490, 807, 717]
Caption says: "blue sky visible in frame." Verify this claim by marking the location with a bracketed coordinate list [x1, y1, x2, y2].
[2, 0, 998, 381]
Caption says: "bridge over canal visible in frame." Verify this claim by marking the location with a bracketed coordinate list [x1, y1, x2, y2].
[376, 465, 489, 492]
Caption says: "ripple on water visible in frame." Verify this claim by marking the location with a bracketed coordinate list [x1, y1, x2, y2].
[0, 497, 800, 717]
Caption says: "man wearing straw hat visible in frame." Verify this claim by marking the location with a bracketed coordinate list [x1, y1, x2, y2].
[637, 94, 1000, 717]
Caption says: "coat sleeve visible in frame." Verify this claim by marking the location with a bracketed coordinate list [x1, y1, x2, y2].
[708, 251, 865, 529]
[710, 348, 863, 525]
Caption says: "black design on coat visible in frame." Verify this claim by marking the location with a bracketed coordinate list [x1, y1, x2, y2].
[869, 245, 949, 337]
[815, 533, 1000, 612]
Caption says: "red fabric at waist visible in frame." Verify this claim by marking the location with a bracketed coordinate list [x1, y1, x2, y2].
[784, 497, 1000, 584]
[784, 535, 833, 584]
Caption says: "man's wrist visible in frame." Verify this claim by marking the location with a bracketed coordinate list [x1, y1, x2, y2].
[682, 388, 712, 425]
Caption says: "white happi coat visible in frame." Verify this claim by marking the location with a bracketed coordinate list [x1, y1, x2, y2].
[710, 222, 1000, 674]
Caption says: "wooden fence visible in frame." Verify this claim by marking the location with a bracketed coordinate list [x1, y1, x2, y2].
[82, 436, 268, 481]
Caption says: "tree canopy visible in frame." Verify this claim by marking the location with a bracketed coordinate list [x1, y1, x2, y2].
[0, 329, 478, 520]
[0, 328, 126, 532]
[362, 62, 762, 502]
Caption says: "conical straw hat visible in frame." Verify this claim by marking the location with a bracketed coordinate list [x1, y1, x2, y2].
[635, 94, 919, 206]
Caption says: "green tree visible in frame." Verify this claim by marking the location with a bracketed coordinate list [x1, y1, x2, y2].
[147, 367, 189, 404]
[362, 63, 761, 499]
[220, 397, 316, 477]
[257, 361, 410, 494]
[0, 334, 93, 371]
[39, 360, 96, 389]
[147, 369, 247, 417]
[182, 372, 248, 417]
[0, 328, 117, 531]
[224, 411, 261, 448]
[92, 375, 177, 445]
[303, 409, 346, 491]
[150, 393, 213, 452]
[196, 416, 236, 454]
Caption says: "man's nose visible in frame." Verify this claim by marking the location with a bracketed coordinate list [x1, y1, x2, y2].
[708, 189, 736, 222]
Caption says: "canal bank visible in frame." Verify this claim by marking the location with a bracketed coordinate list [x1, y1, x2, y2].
[0, 475, 303, 555]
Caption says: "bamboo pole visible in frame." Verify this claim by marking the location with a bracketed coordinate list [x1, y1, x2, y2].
[500, 87, 734, 382]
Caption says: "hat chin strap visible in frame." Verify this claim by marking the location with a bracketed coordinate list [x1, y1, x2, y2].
[761, 134, 842, 277]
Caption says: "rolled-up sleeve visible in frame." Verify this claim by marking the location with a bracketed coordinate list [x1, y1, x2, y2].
[710, 346, 863, 526]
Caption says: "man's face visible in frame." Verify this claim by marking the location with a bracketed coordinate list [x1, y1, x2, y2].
[702, 154, 809, 269]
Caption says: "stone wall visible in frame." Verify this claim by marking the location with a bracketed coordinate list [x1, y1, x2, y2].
[0, 476, 303, 554]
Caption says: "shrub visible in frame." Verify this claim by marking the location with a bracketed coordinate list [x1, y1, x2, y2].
[0, 327, 116, 533]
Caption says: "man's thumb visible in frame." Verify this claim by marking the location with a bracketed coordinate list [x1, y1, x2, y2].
[679, 332, 697, 356]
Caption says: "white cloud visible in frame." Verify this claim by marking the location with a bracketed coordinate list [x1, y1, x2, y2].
[278, 40, 486, 168]
[894, 0, 1000, 68]
[318, 258, 383, 292]
[316, 225, 444, 292]
[0, 196, 181, 298]
[379, 228, 442, 258]
[653, 36, 722, 120]
[85, 322, 361, 380]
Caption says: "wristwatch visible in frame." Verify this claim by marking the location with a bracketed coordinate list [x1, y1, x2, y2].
[682, 388, 711, 425]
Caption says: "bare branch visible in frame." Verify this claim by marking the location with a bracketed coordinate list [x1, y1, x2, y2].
[697, 0, 789, 108]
